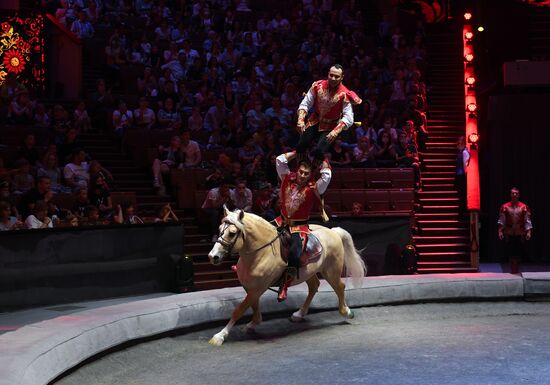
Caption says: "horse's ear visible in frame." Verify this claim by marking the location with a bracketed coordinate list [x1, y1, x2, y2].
[238, 210, 245, 221]
[223, 204, 229, 217]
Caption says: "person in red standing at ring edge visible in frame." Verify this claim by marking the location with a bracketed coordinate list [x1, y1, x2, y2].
[274, 151, 331, 302]
[498, 187, 533, 274]
[296, 64, 362, 169]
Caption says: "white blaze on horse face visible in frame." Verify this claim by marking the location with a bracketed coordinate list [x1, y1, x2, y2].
[208, 223, 239, 265]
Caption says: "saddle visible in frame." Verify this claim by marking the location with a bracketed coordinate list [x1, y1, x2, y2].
[278, 227, 323, 268]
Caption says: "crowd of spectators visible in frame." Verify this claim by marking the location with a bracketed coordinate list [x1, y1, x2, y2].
[0, 0, 430, 232]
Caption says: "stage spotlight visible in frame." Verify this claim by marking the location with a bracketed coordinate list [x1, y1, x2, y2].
[464, 12, 472, 20]
[465, 31, 474, 40]
[468, 133, 479, 145]
[467, 103, 477, 112]
[466, 76, 476, 86]
[464, 53, 474, 62]
[477, 26, 484, 32]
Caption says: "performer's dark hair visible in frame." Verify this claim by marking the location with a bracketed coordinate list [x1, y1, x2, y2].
[298, 160, 313, 171]
[331, 63, 344, 73]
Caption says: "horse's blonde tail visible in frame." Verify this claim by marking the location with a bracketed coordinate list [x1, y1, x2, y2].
[332, 227, 367, 288]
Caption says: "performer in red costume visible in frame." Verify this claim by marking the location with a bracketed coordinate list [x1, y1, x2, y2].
[296, 64, 362, 168]
[274, 151, 331, 301]
[498, 187, 533, 274]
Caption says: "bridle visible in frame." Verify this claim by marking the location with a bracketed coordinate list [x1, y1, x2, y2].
[215, 219, 281, 258]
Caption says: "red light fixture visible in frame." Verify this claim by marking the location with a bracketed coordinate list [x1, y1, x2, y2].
[468, 133, 479, 144]
[465, 53, 474, 62]
[464, 12, 472, 20]
[465, 31, 474, 40]
[467, 103, 477, 112]
[466, 76, 476, 86]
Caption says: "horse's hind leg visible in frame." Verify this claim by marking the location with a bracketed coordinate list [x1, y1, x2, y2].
[245, 298, 262, 332]
[323, 268, 354, 319]
[290, 275, 320, 322]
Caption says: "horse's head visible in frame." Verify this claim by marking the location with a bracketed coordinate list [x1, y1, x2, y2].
[208, 206, 246, 265]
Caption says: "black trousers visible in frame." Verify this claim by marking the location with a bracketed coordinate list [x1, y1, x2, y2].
[505, 235, 527, 260]
[455, 173, 466, 213]
[288, 232, 303, 270]
[296, 126, 331, 161]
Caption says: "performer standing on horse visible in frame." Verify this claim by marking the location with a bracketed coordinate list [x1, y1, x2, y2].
[274, 151, 331, 301]
[296, 64, 362, 169]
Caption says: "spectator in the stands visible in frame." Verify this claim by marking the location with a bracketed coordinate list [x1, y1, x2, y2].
[230, 179, 252, 212]
[356, 118, 378, 145]
[395, 132, 421, 190]
[37, 152, 70, 193]
[201, 181, 231, 242]
[152, 135, 182, 193]
[204, 97, 226, 132]
[89, 160, 113, 191]
[25, 200, 53, 229]
[82, 205, 105, 226]
[156, 80, 179, 109]
[351, 202, 364, 217]
[17, 133, 40, 166]
[375, 131, 397, 167]
[11, 159, 34, 195]
[73, 100, 92, 133]
[264, 96, 291, 127]
[329, 139, 352, 168]
[1, 73, 27, 104]
[89, 175, 113, 218]
[238, 137, 263, 167]
[72, 187, 89, 219]
[353, 137, 376, 168]
[205, 168, 224, 189]
[71, 11, 95, 39]
[187, 106, 203, 132]
[89, 79, 114, 130]
[114, 202, 143, 224]
[155, 203, 179, 223]
[33, 103, 50, 128]
[83, 0, 101, 24]
[137, 65, 158, 98]
[245, 101, 268, 133]
[157, 98, 182, 131]
[112, 100, 133, 138]
[180, 130, 201, 168]
[253, 181, 277, 221]
[9, 91, 34, 124]
[64, 148, 90, 190]
[17, 175, 50, 219]
[161, 52, 186, 82]
[133, 97, 156, 129]
[0, 200, 22, 231]
[58, 128, 82, 166]
[378, 116, 398, 144]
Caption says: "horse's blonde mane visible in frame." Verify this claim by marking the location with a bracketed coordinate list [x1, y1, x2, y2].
[224, 210, 273, 235]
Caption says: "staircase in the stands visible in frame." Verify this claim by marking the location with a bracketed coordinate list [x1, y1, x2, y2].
[413, 24, 476, 274]
[528, 5, 550, 59]
[78, 132, 174, 216]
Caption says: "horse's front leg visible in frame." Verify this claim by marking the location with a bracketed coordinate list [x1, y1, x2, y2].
[209, 291, 259, 346]
[245, 298, 262, 333]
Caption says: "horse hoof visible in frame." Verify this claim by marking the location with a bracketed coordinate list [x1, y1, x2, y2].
[290, 310, 305, 323]
[346, 309, 355, 319]
[245, 322, 256, 334]
[209, 335, 225, 346]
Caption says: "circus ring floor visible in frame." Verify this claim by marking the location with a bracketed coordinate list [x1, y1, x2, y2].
[2, 272, 550, 385]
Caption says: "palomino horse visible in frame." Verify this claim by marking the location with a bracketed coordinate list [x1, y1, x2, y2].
[207, 207, 366, 346]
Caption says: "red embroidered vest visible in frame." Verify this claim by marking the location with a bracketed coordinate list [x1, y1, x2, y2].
[307, 80, 362, 131]
[279, 172, 319, 221]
